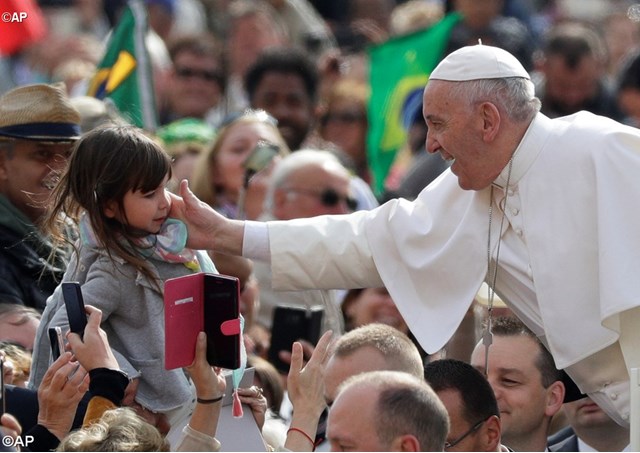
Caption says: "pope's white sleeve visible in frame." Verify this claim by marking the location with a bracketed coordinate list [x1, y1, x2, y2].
[242, 220, 270, 262]
[267, 211, 383, 291]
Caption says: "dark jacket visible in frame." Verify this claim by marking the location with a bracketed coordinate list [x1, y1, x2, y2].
[0, 195, 65, 311]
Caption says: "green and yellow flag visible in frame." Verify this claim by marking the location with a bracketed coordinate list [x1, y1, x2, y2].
[367, 13, 460, 195]
[87, 1, 157, 131]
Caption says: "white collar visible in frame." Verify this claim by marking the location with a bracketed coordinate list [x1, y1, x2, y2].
[493, 113, 552, 188]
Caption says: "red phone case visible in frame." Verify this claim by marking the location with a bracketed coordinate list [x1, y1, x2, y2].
[164, 273, 241, 370]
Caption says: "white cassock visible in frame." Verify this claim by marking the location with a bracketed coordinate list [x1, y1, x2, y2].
[244, 112, 640, 427]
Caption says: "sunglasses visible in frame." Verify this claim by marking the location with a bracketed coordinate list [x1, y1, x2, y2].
[444, 418, 486, 450]
[175, 66, 223, 84]
[284, 187, 358, 211]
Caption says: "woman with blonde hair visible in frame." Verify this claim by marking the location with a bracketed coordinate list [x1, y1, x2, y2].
[190, 109, 290, 220]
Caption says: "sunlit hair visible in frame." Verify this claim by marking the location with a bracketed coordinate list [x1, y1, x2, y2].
[189, 109, 290, 208]
[0, 303, 41, 323]
[57, 407, 169, 452]
[448, 77, 541, 123]
[332, 323, 424, 379]
[43, 125, 172, 286]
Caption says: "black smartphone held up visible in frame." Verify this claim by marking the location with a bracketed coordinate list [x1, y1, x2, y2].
[268, 305, 324, 374]
[48, 326, 65, 361]
[203, 274, 241, 370]
[62, 282, 88, 339]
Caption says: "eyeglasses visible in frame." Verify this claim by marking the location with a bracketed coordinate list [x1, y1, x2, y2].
[175, 66, 223, 84]
[444, 419, 486, 450]
[284, 187, 357, 212]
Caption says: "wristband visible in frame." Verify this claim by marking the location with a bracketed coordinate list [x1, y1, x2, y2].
[287, 427, 316, 451]
[197, 395, 224, 404]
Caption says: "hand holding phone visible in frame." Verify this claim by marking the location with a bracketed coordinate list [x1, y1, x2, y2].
[62, 282, 87, 339]
[48, 326, 65, 361]
[242, 141, 280, 187]
[268, 305, 324, 373]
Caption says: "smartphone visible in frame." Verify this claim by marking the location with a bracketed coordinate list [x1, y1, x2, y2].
[268, 305, 324, 373]
[62, 282, 87, 339]
[203, 274, 241, 369]
[48, 326, 65, 361]
[242, 141, 280, 184]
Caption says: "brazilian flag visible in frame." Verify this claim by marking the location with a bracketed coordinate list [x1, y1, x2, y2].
[87, 0, 157, 131]
[367, 13, 460, 195]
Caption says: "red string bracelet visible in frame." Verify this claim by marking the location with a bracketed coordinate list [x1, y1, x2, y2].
[287, 427, 316, 451]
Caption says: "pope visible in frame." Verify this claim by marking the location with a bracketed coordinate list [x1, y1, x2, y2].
[170, 44, 640, 430]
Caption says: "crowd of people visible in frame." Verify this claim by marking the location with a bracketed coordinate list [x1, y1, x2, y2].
[2, 0, 640, 451]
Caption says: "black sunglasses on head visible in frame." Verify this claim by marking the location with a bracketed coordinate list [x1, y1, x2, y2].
[285, 187, 358, 211]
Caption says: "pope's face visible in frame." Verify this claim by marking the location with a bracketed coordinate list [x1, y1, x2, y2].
[423, 81, 504, 190]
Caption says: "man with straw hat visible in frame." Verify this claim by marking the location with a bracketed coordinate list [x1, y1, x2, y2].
[0, 83, 81, 311]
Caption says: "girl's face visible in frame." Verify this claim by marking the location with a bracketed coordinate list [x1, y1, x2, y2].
[105, 176, 171, 234]
[214, 121, 283, 200]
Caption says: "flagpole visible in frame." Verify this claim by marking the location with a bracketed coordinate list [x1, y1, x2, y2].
[129, 0, 157, 132]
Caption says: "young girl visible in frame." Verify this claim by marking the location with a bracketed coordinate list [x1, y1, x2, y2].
[29, 125, 216, 438]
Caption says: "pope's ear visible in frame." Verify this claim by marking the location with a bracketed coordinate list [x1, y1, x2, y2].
[479, 101, 501, 142]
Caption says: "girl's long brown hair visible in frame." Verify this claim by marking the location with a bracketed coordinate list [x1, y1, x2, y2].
[43, 125, 172, 286]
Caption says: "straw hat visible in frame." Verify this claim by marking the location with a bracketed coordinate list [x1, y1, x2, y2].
[0, 83, 81, 143]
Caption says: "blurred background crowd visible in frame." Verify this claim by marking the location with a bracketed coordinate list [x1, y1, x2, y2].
[1, 0, 639, 451]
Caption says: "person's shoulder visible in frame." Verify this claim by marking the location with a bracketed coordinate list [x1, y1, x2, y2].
[548, 426, 577, 452]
